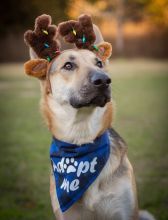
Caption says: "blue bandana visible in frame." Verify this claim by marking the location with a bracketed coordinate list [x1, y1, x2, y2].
[50, 131, 110, 212]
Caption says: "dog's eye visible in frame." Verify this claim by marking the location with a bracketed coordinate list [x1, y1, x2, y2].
[63, 62, 75, 71]
[96, 60, 103, 68]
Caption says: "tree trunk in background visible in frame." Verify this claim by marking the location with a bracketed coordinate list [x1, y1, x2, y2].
[116, 0, 124, 55]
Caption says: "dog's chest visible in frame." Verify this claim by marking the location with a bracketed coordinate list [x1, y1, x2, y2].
[82, 151, 124, 205]
[67, 155, 135, 220]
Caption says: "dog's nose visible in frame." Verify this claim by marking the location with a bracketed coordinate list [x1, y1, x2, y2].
[91, 72, 111, 88]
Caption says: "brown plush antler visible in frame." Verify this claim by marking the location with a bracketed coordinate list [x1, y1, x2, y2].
[24, 14, 60, 61]
[58, 14, 96, 50]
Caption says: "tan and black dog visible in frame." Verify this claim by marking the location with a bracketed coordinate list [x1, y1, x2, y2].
[24, 14, 155, 220]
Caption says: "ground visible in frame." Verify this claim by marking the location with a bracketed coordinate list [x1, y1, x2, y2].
[0, 59, 167, 220]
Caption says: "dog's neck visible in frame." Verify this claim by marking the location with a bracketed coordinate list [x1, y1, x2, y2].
[42, 95, 112, 145]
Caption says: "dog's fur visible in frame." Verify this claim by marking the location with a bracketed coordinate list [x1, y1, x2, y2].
[24, 21, 155, 220]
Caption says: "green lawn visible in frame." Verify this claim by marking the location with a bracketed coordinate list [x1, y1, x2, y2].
[0, 60, 168, 220]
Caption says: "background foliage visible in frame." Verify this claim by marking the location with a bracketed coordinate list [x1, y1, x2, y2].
[1, 0, 168, 61]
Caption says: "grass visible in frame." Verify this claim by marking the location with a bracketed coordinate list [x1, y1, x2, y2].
[0, 60, 168, 220]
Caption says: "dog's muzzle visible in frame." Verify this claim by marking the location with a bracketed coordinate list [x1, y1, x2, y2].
[70, 70, 112, 108]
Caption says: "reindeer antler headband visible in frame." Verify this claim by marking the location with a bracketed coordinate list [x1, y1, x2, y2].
[24, 14, 112, 63]
[24, 14, 60, 62]
[58, 14, 97, 51]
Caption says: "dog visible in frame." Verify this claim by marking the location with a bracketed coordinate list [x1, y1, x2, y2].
[24, 14, 155, 220]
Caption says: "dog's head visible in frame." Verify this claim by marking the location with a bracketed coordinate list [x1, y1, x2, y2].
[24, 43, 112, 109]
[24, 14, 112, 109]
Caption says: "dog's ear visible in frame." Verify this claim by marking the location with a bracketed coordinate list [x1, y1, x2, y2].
[95, 42, 112, 62]
[24, 59, 49, 79]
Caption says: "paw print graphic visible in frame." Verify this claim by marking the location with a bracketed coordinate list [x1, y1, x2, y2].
[63, 158, 78, 174]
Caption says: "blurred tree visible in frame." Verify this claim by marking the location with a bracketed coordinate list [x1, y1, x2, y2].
[68, 0, 168, 54]
[145, 0, 168, 27]
[88, 0, 151, 54]
[102, 0, 168, 53]
[67, 0, 147, 54]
